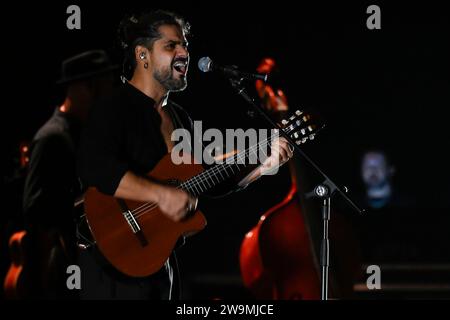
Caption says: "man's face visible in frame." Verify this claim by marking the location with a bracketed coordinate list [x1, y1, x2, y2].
[361, 152, 390, 188]
[149, 24, 189, 92]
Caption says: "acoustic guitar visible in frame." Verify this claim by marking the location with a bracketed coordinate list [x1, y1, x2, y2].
[84, 110, 321, 277]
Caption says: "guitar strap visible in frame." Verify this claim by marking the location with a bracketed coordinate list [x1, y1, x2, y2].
[165, 101, 197, 156]
[166, 101, 190, 131]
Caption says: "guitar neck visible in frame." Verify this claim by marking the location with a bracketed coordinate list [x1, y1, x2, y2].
[178, 109, 317, 197]
[179, 131, 278, 196]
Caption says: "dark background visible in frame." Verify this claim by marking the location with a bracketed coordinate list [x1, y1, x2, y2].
[2, 1, 450, 299]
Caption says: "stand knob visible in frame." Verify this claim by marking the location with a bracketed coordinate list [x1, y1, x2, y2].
[315, 185, 329, 197]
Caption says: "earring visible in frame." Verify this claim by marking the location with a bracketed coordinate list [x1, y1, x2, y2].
[144, 62, 148, 69]
[139, 52, 145, 60]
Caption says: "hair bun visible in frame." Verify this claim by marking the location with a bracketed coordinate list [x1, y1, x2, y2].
[129, 15, 138, 24]
[117, 13, 140, 50]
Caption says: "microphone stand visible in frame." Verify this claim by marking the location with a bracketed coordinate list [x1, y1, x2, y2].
[228, 77, 364, 300]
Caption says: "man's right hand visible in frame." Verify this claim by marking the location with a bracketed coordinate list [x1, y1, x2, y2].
[156, 185, 197, 222]
[114, 171, 197, 222]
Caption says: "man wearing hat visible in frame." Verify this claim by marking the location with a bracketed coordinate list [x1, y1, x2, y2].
[22, 50, 117, 299]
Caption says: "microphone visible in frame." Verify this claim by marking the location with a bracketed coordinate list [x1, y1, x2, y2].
[198, 56, 267, 82]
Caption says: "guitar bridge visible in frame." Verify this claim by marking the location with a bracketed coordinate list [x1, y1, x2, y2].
[122, 210, 141, 234]
[116, 199, 148, 247]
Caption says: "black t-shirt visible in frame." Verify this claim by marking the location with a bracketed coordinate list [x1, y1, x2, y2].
[78, 81, 193, 195]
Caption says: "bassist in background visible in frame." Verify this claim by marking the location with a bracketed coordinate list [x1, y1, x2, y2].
[78, 10, 293, 300]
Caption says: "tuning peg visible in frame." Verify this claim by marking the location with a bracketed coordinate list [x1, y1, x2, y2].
[281, 119, 289, 125]
[295, 110, 303, 116]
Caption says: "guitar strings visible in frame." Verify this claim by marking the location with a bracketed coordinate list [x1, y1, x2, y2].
[131, 136, 274, 218]
[132, 138, 272, 219]
[132, 126, 299, 218]
[131, 124, 298, 219]
[131, 128, 285, 218]
[131, 128, 294, 219]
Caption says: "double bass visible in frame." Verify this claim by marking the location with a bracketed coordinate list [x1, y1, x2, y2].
[239, 58, 321, 299]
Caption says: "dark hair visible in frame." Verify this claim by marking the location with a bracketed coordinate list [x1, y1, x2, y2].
[117, 10, 190, 79]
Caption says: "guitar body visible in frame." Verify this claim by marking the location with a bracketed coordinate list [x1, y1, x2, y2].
[4, 231, 29, 299]
[84, 153, 207, 277]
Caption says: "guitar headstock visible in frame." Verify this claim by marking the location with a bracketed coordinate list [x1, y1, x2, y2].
[280, 109, 325, 145]
[255, 58, 324, 146]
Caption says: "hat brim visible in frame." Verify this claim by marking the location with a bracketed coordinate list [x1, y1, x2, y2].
[56, 65, 120, 85]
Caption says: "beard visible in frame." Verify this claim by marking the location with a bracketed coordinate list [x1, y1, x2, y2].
[154, 65, 187, 92]
[365, 175, 387, 189]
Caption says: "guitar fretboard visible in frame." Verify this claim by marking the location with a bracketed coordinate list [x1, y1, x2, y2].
[179, 132, 278, 196]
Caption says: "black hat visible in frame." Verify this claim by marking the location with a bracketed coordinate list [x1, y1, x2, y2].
[56, 50, 118, 85]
